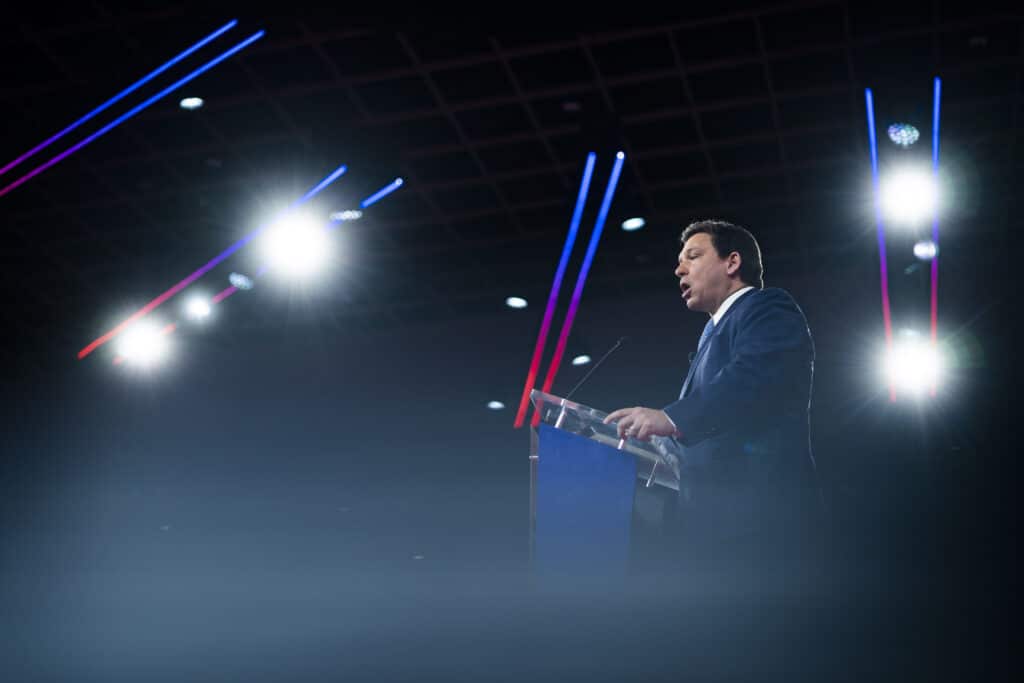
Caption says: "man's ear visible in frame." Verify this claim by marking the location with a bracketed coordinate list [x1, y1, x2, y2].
[726, 251, 742, 276]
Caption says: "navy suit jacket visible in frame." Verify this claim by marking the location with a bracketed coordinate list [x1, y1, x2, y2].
[663, 287, 818, 538]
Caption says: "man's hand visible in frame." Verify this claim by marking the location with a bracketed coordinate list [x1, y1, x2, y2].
[603, 407, 677, 441]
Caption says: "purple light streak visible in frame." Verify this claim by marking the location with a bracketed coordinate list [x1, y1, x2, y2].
[865, 88, 896, 401]
[1, 30, 265, 199]
[929, 76, 942, 395]
[0, 20, 238, 179]
[360, 178, 404, 208]
[513, 152, 597, 428]
[532, 152, 625, 425]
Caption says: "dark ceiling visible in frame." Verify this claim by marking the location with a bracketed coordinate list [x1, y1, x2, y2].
[1, 2, 1020, 378]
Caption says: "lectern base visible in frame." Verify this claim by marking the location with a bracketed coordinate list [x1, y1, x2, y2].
[532, 424, 637, 578]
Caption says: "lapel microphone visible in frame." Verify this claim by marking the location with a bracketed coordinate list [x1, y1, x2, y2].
[564, 336, 628, 401]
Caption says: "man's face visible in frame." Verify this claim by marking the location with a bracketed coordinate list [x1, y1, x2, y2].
[674, 232, 734, 314]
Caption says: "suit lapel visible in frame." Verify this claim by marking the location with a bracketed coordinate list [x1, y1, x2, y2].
[678, 289, 757, 399]
[680, 338, 710, 398]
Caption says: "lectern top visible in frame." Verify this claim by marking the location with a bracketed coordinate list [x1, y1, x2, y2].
[529, 389, 681, 490]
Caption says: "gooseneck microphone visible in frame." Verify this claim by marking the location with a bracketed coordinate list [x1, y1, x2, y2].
[564, 336, 628, 402]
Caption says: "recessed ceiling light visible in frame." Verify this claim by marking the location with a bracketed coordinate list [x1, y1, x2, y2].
[487, 401, 505, 410]
[887, 123, 920, 147]
[913, 240, 938, 261]
[572, 354, 592, 366]
[329, 209, 363, 222]
[505, 296, 528, 309]
[621, 217, 645, 231]
[179, 96, 204, 110]
[229, 272, 254, 290]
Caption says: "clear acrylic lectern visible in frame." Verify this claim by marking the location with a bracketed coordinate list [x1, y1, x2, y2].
[528, 390, 683, 575]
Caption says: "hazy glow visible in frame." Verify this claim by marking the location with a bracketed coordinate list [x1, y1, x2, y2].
[259, 211, 331, 279]
[505, 296, 528, 309]
[621, 217, 645, 231]
[571, 354, 592, 366]
[116, 320, 170, 367]
[184, 295, 211, 320]
[179, 96, 204, 110]
[487, 401, 505, 410]
[914, 240, 939, 261]
[883, 332, 944, 395]
[880, 167, 938, 225]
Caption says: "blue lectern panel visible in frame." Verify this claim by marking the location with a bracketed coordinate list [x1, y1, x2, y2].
[535, 424, 636, 577]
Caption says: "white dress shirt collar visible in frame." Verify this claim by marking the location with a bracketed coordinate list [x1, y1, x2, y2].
[711, 285, 755, 326]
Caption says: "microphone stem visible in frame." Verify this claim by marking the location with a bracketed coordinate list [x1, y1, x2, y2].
[564, 337, 625, 401]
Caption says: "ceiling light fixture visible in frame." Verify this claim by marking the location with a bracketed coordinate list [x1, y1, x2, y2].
[505, 297, 528, 309]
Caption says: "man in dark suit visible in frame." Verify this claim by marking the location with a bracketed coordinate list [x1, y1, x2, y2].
[604, 220, 821, 585]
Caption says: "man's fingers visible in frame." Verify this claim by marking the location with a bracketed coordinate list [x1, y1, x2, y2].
[637, 420, 657, 441]
[603, 409, 625, 424]
[603, 407, 635, 424]
[603, 407, 658, 439]
[617, 417, 637, 438]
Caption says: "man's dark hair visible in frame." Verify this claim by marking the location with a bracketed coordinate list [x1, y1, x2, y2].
[680, 219, 764, 289]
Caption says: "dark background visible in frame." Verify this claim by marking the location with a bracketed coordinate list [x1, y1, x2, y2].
[1, 3, 1016, 680]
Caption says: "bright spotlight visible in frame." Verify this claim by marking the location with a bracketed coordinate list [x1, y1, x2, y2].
[179, 96, 204, 110]
[184, 295, 211, 321]
[882, 332, 944, 395]
[621, 217, 645, 231]
[880, 167, 938, 225]
[505, 296, 528, 309]
[913, 240, 939, 261]
[487, 401, 505, 410]
[572, 354, 592, 366]
[259, 211, 332, 279]
[116, 320, 170, 367]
